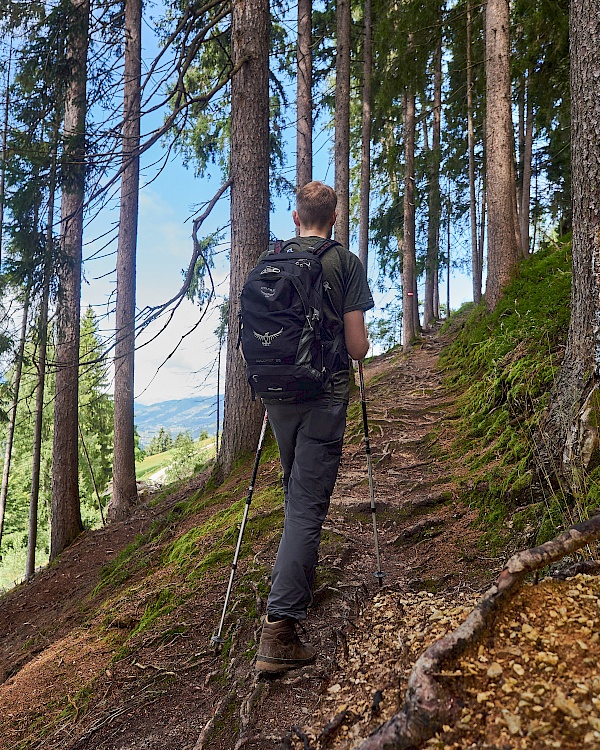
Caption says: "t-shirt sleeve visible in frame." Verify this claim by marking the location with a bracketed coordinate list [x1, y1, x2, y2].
[343, 253, 375, 314]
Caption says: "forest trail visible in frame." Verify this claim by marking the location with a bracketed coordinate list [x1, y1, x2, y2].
[0, 329, 511, 750]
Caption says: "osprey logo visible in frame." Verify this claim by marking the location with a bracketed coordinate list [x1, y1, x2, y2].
[296, 259, 311, 268]
[324, 281, 332, 291]
[253, 328, 284, 347]
[260, 286, 276, 298]
[260, 266, 281, 275]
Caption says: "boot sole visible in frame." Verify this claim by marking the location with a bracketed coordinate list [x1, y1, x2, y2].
[255, 654, 315, 673]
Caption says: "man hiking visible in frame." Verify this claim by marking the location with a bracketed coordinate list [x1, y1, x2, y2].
[252, 181, 374, 673]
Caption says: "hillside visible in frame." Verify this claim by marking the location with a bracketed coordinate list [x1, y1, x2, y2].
[134, 397, 222, 445]
[2, 243, 599, 750]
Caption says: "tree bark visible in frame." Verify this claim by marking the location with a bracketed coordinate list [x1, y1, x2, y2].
[424, 24, 442, 329]
[334, 0, 351, 249]
[433, 260, 440, 320]
[541, 1, 600, 485]
[402, 91, 417, 351]
[467, 0, 481, 305]
[358, 0, 372, 270]
[27, 109, 60, 579]
[27, 252, 52, 579]
[483, 0, 519, 312]
[51, 0, 90, 560]
[520, 71, 533, 258]
[109, 0, 142, 523]
[478, 178, 486, 288]
[0, 288, 30, 549]
[446, 197, 451, 317]
[218, 0, 270, 478]
[296, 0, 312, 190]
[0, 40, 11, 266]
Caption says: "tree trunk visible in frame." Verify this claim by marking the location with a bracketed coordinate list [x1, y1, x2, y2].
[520, 71, 533, 258]
[541, 1, 600, 485]
[358, 0, 372, 270]
[424, 25, 442, 328]
[447, 197, 451, 317]
[433, 248, 440, 320]
[0, 40, 11, 266]
[27, 110, 60, 579]
[0, 288, 30, 549]
[109, 0, 142, 523]
[51, 0, 89, 560]
[296, 0, 312, 190]
[27, 215, 54, 579]
[334, 0, 350, 249]
[218, 0, 269, 479]
[215, 344, 221, 456]
[479, 178, 487, 287]
[467, 0, 481, 305]
[402, 91, 417, 351]
[517, 78, 524, 223]
[484, 0, 519, 312]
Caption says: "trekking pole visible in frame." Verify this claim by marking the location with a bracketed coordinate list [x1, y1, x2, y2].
[358, 361, 386, 587]
[211, 409, 269, 648]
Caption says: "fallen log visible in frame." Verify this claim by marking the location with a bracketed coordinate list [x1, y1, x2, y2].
[357, 513, 600, 749]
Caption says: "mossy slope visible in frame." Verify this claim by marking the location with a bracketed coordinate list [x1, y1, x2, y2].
[440, 239, 573, 547]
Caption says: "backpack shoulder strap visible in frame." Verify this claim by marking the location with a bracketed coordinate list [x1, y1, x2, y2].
[273, 238, 303, 255]
[309, 238, 342, 258]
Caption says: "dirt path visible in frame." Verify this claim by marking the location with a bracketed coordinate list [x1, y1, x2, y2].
[0, 332, 498, 750]
[228, 332, 496, 749]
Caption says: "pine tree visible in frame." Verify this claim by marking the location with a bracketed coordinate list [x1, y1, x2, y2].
[218, 0, 270, 478]
[296, 0, 312, 190]
[423, 7, 442, 329]
[110, 0, 143, 523]
[543, 0, 600, 485]
[334, 0, 351, 249]
[51, 0, 90, 560]
[402, 90, 417, 351]
[484, 0, 519, 312]
[79, 307, 113, 513]
[358, 0, 372, 270]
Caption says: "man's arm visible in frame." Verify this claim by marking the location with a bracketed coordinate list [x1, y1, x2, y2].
[343, 309, 370, 361]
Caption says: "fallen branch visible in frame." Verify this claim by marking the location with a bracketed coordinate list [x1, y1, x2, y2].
[357, 513, 600, 749]
[318, 709, 357, 746]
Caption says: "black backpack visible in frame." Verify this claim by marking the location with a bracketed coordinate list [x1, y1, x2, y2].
[239, 237, 347, 401]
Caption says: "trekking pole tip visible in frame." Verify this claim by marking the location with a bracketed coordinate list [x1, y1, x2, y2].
[374, 571, 386, 587]
[210, 634, 225, 650]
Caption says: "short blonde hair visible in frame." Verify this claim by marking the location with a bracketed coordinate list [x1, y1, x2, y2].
[296, 181, 337, 228]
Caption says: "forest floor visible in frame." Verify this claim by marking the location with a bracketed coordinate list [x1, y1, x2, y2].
[1, 326, 599, 750]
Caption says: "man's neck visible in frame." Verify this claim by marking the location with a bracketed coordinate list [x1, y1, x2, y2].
[298, 227, 331, 239]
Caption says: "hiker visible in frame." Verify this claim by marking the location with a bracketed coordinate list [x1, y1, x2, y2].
[249, 181, 374, 673]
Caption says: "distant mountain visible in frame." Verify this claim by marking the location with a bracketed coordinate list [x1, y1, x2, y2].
[134, 396, 222, 446]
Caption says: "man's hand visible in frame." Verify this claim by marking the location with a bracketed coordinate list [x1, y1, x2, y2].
[343, 310, 370, 361]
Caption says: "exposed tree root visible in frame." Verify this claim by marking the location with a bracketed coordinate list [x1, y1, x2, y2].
[193, 692, 234, 750]
[357, 513, 600, 749]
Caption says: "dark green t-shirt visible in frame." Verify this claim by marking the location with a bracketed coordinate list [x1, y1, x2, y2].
[261, 236, 374, 403]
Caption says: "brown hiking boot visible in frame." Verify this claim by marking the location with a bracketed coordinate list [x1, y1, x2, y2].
[255, 616, 316, 673]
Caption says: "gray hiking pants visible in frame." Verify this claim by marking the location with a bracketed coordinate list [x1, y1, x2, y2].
[265, 398, 347, 622]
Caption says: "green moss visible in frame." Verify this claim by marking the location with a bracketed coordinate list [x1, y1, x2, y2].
[441, 241, 572, 535]
[129, 587, 178, 637]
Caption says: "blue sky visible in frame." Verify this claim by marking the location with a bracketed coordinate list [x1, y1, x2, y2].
[81, 4, 474, 406]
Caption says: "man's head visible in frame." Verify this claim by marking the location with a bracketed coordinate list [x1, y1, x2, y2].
[293, 181, 337, 237]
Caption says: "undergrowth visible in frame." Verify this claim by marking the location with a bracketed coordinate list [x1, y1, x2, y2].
[440, 239, 573, 550]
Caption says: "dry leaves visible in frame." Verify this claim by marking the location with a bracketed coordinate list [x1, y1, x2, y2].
[288, 573, 600, 750]
[428, 573, 600, 749]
